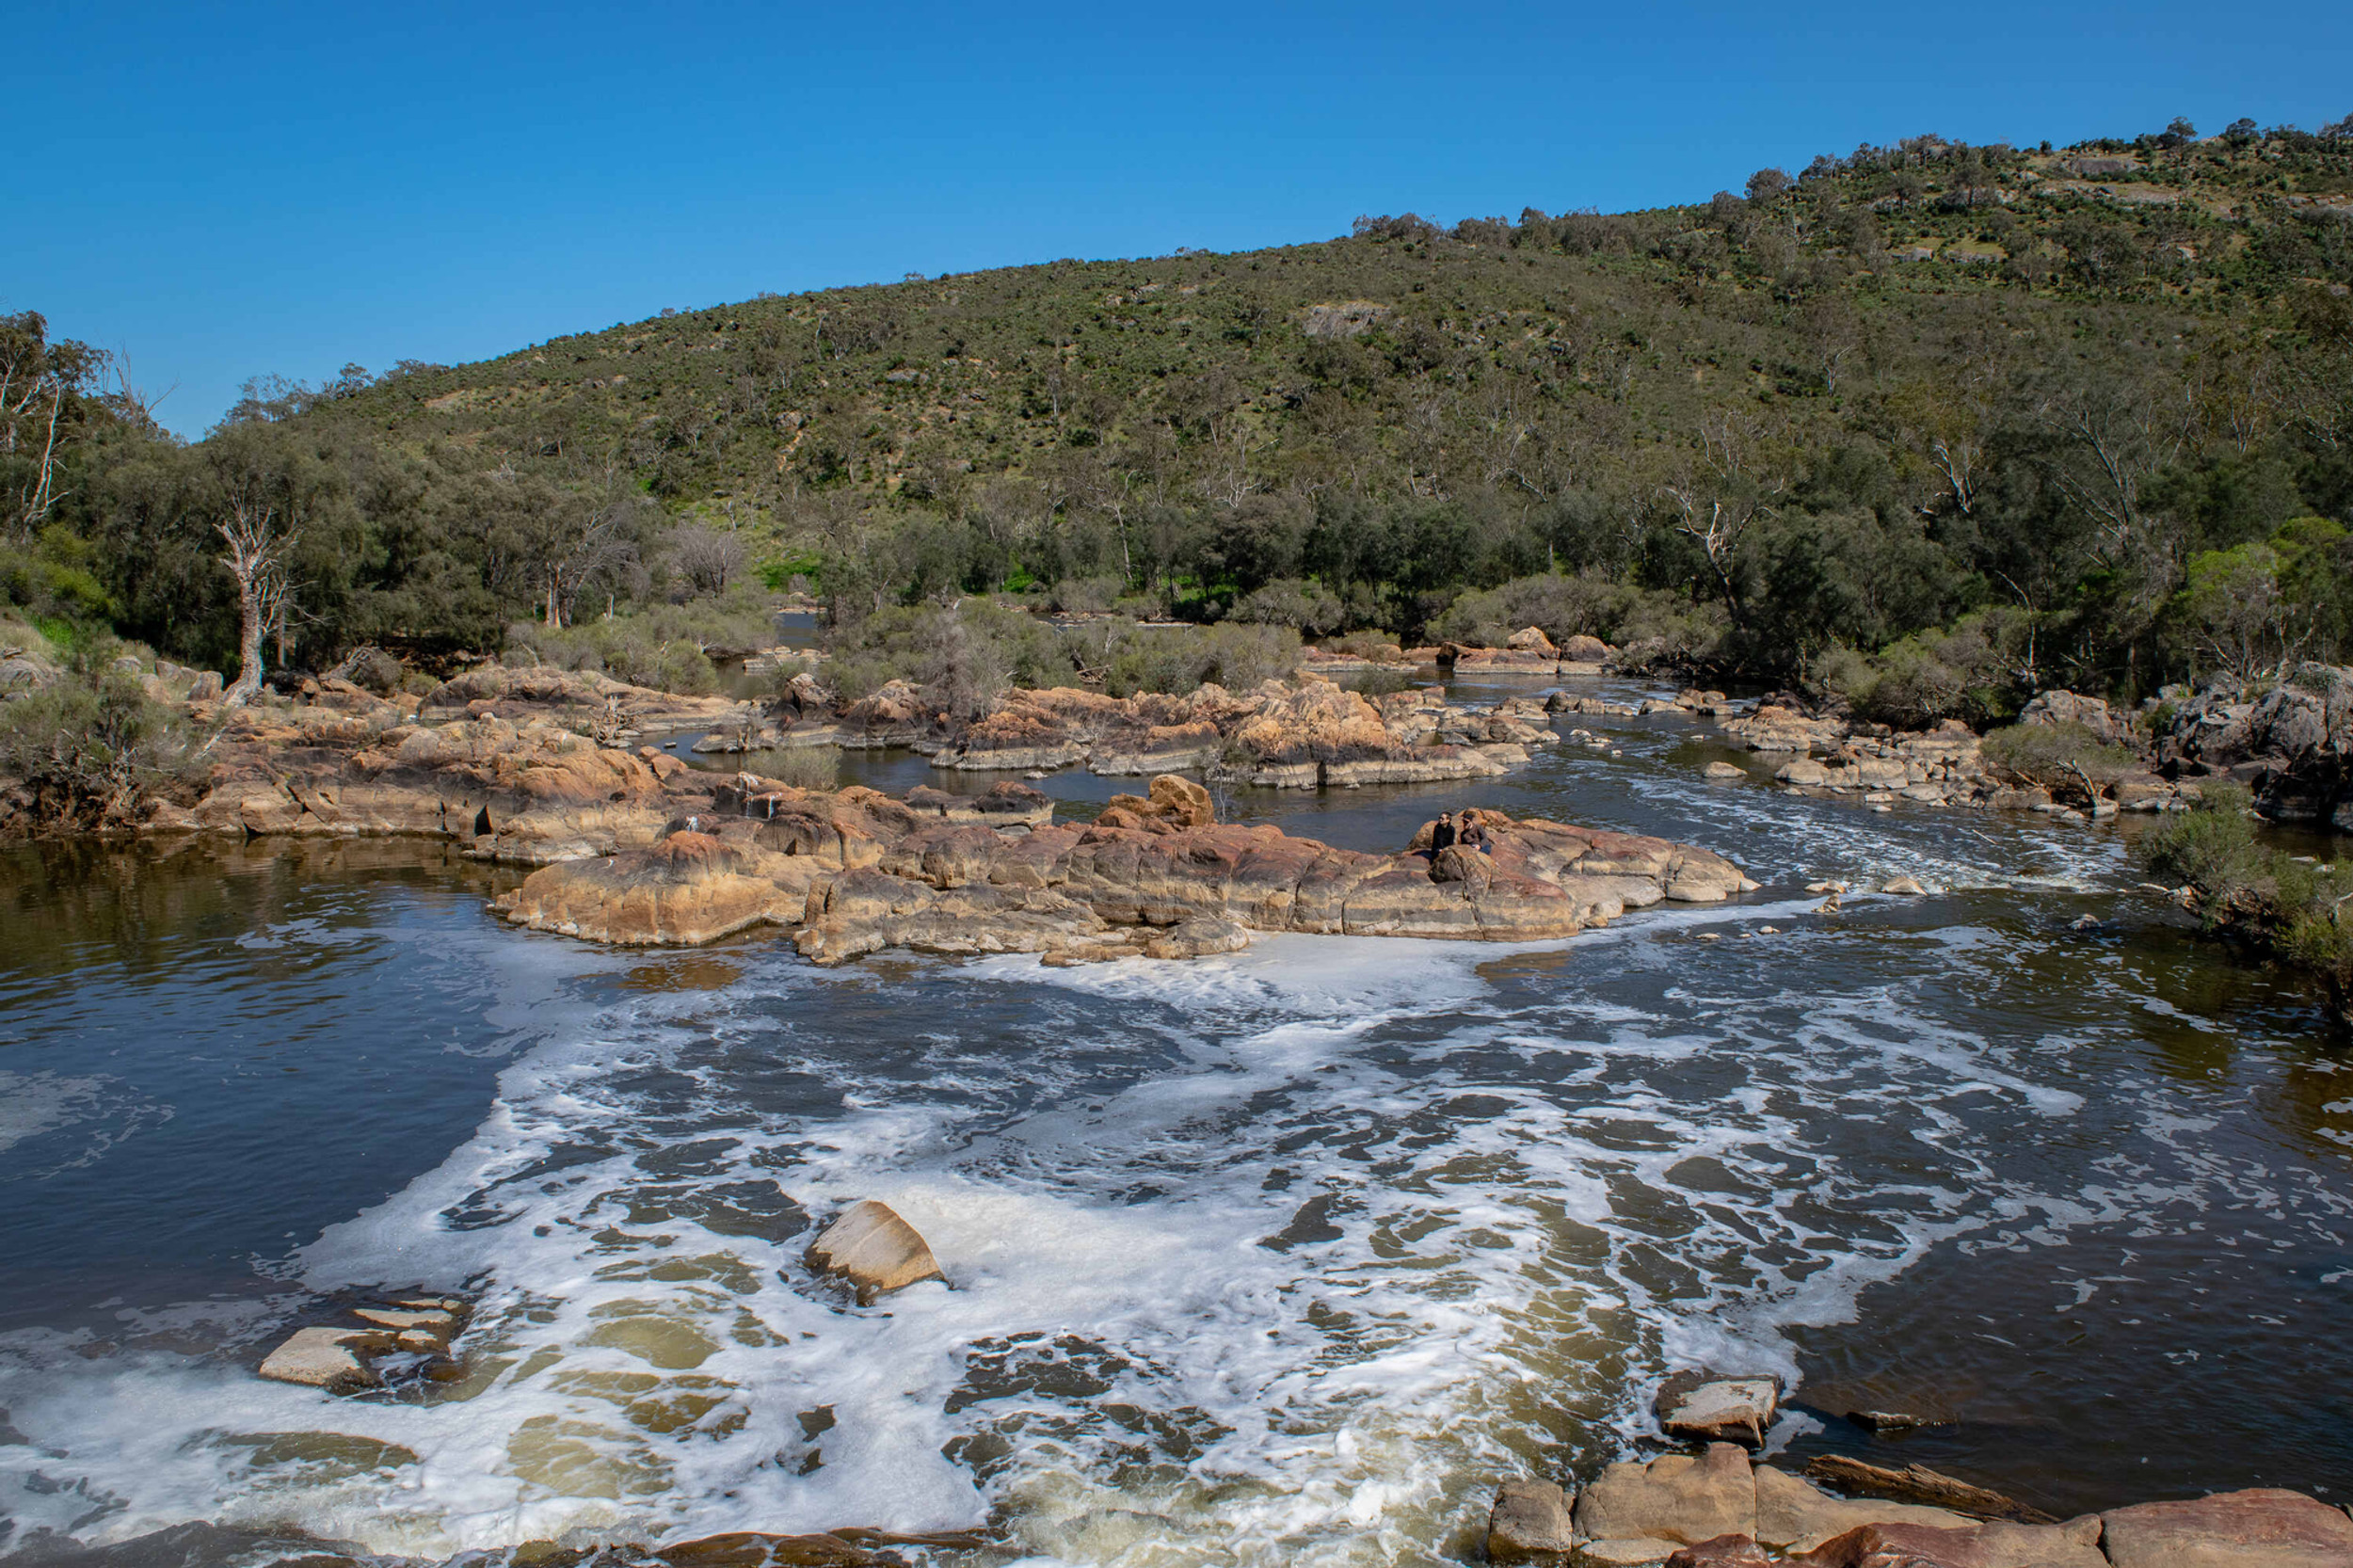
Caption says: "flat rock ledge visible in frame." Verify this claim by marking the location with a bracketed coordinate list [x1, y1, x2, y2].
[489, 773, 1756, 957]
[256, 1295, 472, 1394]
[1484, 1439, 2353, 1566]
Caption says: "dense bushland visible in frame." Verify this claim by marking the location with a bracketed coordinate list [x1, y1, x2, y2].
[6, 116, 2353, 712]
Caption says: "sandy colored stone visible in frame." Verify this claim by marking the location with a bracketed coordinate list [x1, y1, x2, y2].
[805, 1199, 944, 1304]
[493, 831, 818, 944]
[1755, 1466, 1975, 1551]
[1657, 1376, 1777, 1447]
[2099, 1487, 2353, 1568]
[1575, 1543, 1676, 1567]
[1663, 1538, 1769, 1568]
[257, 1326, 394, 1392]
[1575, 1444, 1755, 1546]
[1489, 1479, 1579, 1564]
[1790, 1517, 2105, 1567]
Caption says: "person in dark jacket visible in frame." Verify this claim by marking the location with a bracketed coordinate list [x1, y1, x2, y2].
[1430, 812, 1457, 855]
[1458, 810, 1490, 853]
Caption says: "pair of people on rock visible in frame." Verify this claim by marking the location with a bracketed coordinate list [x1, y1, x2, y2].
[1428, 809, 1490, 857]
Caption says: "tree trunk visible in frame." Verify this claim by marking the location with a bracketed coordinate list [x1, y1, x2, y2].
[226, 582, 266, 706]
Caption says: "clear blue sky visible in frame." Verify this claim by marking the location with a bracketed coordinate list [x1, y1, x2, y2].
[10, 0, 2349, 437]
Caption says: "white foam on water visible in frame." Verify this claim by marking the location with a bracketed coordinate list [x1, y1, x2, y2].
[5, 769, 2346, 1566]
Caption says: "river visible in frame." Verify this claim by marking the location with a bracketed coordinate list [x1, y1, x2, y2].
[2, 677, 2348, 1566]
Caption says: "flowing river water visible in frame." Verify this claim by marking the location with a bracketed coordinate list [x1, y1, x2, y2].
[2, 676, 2349, 1568]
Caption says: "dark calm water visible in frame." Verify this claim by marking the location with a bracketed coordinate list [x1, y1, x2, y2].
[3, 677, 2349, 1565]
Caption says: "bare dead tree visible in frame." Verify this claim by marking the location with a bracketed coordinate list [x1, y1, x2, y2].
[671, 522, 748, 598]
[1657, 410, 1790, 621]
[2036, 375, 2193, 563]
[216, 493, 300, 707]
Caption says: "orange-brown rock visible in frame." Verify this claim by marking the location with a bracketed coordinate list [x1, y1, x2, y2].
[492, 830, 820, 944]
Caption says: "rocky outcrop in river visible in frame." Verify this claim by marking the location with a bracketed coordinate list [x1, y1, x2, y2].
[775, 675, 1542, 786]
[496, 770, 1757, 956]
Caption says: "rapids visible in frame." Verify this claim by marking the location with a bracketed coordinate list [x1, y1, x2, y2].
[2, 677, 2348, 1566]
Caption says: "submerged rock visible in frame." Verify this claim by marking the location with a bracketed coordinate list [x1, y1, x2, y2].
[805, 1199, 943, 1304]
[255, 1327, 393, 1392]
[1801, 1456, 2055, 1527]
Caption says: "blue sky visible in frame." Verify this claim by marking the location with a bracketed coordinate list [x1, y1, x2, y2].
[11, 1, 2349, 436]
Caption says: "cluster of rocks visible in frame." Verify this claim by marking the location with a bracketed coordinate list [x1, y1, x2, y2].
[760, 676, 1545, 788]
[2155, 663, 2352, 828]
[494, 772, 1758, 955]
[1486, 1378, 2353, 1566]
[1721, 697, 2201, 818]
[255, 1296, 471, 1395]
[1449, 627, 1615, 676]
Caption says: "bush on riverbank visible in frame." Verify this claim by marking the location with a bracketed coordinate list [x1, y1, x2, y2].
[824, 600, 1300, 707]
[2141, 785, 2353, 1019]
[503, 590, 785, 695]
[0, 652, 198, 830]
[1431, 572, 1721, 657]
[1980, 720, 2140, 792]
[1816, 610, 2033, 729]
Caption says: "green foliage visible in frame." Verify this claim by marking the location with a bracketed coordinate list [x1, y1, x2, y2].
[1979, 720, 2140, 787]
[504, 589, 783, 693]
[1817, 609, 2033, 728]
[0, 649, 196, 829]
[1100, 622, 1301, 696]
[12, 119, 2353, 701]
[2141, 785, 2353, 1016]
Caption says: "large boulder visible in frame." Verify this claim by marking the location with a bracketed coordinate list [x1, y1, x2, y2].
[2018, 689, 2137, 745]
[1754, 1468, 1980, 1554]
[1657, 1375, 1778, 1447]
[492, 831, 818, 944]
[1790, 1518, 2105, 1567]
[2098, 1487, 2353, 1568]
[2159, 664, 2353, 825]
[1487, 1479, 1579, 1565]
[805, 1200, 943, 1304]
[1575, 1444, 1757, 1546]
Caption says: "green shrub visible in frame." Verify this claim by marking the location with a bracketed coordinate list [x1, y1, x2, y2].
[0, 650, 197, 828]
[1819, 610, 2032, 729]
[2142, 784, 2353, 1017]
[1980, 721, 2139, 789]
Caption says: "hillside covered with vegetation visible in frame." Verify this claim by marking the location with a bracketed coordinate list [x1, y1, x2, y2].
[8, 114, 2353, 724]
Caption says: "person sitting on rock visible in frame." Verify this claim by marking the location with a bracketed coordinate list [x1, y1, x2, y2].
[1457, 811, 1491, 854]
[1429, 812, 1457, 856]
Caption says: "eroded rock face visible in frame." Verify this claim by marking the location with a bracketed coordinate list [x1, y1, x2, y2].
[1754, 1467, 1974, 1552]
[1657, 1375, 1778, 1447]
[2017, 689, 2138, 746]
[1790, 1517, 2106, 1568]
[2159, 664, 2353, 825]
[1575, 1445, 1758, 1547]
[2098, 1487, 2353, 1568]
[1665, 1538, 1770, 1568]
[1488, 1479, 1578, 1565]
[805, 1200, 943, 1304]
[493, 831, 820, 945]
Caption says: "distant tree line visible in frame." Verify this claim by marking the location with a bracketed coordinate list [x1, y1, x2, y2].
[6, 114, 2353, 726]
